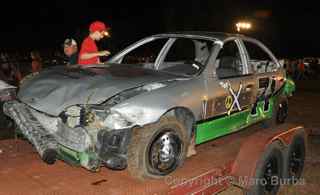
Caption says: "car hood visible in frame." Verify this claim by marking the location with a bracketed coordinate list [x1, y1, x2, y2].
[18, 64, 184, 116]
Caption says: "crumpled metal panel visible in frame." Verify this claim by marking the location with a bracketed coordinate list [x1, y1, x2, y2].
[3, 101, 58, 157]
[54, 123, 91, 152]
[3, 101, 91, 153]
[29, 109, 59, 134]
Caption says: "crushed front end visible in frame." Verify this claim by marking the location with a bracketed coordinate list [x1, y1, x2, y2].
[3, 100, 132, 171]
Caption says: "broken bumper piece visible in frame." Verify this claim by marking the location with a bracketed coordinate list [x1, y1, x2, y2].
[3, 100, 58, 164]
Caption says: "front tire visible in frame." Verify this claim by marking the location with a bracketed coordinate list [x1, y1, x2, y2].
[127, 116, 189, 179]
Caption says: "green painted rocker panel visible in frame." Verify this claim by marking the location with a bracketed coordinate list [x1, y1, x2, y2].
[195, 98, 275, 144]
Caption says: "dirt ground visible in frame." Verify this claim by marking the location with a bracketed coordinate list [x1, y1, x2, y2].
[0, 81, 319, 195]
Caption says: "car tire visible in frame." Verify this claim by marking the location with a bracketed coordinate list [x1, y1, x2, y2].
[264, 96, 288, 127]
[245, 141, 284, 195]
[284, 133, 306, 184]
[127, 116, 189, 179]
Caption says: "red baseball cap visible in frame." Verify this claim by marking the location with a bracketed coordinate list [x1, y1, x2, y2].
[89, 21, 110, 32]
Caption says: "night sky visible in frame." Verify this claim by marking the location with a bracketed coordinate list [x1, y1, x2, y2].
[1, 0, 319, 58]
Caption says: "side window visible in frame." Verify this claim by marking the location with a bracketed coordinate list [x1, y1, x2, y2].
[164, 38, 195, 63]
[160, 38, 213, 76]
[215, 41, 244, 79]
[159, 38, 214, 75]
[121, 38, 168, 66]
[243, 41, 278, 73]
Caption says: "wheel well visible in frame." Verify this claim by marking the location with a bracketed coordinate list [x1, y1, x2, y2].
[162, 107, 196, 139]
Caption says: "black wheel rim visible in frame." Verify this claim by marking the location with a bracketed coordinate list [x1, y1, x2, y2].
[289, 143, 304, 182]
[263, 156, 280, 194]
[148, 130, 182, 175]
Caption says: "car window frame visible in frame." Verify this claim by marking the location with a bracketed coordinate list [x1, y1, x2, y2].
[108, 35, 221, 78]
[240, 38, 281, 75]
[213, 38, 250, 80]
[108, 37, 171, 66]
[154, 37, 217, 77]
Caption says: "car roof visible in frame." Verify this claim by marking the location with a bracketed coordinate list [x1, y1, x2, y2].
[153, 31, 248, 42]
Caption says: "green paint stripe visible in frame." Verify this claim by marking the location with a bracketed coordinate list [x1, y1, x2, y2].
[196, 109, 249, 144]
[195, 98, 275, 145]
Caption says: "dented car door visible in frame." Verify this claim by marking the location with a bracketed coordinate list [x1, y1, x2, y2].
[196, 39, 257, 143]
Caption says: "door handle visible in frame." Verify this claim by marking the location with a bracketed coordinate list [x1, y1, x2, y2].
[245, 84, 254, 91]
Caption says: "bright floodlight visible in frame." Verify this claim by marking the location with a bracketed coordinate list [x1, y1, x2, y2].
[236, 22, 252, 32]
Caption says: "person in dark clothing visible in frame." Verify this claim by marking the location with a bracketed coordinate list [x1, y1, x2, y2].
[63, 38, 78, 66]
[31, 51, 43, 73]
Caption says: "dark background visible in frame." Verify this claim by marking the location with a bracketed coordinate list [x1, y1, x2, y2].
[0, 0, 318, 58]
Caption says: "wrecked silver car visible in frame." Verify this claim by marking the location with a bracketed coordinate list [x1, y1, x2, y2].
[4, 32, 295, 178]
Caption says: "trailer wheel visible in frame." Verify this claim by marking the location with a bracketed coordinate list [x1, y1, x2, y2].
[285, 133, 305, 184]
[246, 141, 284, 195]
[127, 116, 189, 179]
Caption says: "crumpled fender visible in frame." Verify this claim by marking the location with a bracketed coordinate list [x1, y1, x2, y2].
[283, 77, 295, 96]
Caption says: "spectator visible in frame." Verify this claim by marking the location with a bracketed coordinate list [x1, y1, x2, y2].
[78, 21, 111, 66]
[63, 38, 78, 66]
[31, 51, 42, 73]
[0, 63, 12, 82]
[12, 65, 22, 85]
[286, 59, 293, 77]
[291, 60, 298, 80]
[297, 59, 306, 80]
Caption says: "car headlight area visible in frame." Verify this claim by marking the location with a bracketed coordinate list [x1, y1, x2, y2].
[60, 104, 135, 170]
[60, 105, 134, 130]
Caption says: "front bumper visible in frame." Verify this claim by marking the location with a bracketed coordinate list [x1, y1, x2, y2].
[3, 100, 58, 159]
[3, 101, 94, 168]
[4, 100, 133, 171]
[4, 101, 91, 151]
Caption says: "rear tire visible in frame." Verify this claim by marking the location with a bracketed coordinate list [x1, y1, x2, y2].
[264, 96, 288, 127]
[276, 97, 288, 124]
[245, 141, 284, 195]
[127, 116, 189, 179]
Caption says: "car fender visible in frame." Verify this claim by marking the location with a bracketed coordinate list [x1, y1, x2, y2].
[110, 78, 204, 127]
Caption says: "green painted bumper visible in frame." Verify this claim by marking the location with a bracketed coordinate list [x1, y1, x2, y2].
[57, 145, 100, 171]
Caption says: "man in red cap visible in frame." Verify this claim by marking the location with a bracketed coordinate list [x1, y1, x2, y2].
[78, 21, 111, 66]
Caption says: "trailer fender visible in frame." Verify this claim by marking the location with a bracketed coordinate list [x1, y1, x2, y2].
[230, 124, 305, 189]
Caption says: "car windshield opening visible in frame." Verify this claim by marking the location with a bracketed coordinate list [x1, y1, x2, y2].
[118, 37, 215, 76]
